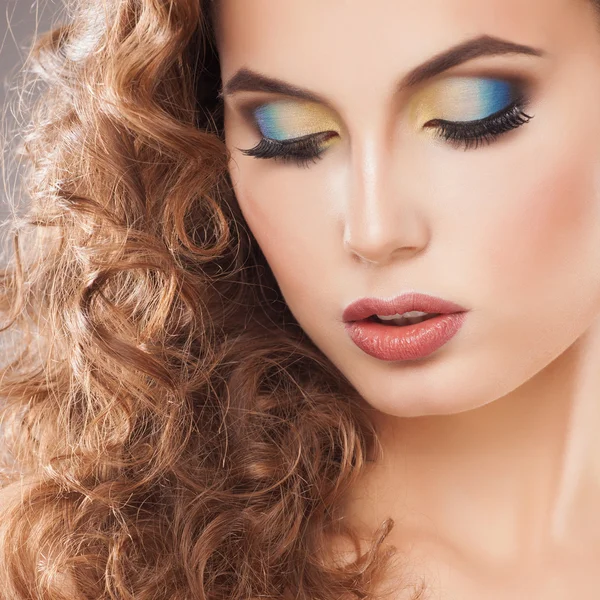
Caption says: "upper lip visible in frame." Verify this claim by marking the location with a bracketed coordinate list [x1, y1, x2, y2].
[343, 292, 468, 323]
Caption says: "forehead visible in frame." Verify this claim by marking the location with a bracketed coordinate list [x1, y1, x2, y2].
[216, 0, 594, 90]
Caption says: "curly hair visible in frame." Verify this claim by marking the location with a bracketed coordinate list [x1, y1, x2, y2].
[0, 1, 417, 599]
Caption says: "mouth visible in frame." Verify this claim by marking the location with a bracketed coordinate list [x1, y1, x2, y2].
[365, 311, 442, 327]
[342, 292, 469, 361]
[342, 292, 468, 324]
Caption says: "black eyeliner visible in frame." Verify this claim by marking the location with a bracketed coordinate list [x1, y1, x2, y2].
[238, 81, 535, 164]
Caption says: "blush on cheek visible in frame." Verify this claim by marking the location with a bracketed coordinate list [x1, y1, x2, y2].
[484, 143, 600, 300]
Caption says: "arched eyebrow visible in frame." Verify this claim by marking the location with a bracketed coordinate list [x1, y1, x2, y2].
[220, 34, 545, 102]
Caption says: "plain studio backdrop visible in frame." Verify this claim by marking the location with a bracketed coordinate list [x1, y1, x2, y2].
[0, 0, 57, 236]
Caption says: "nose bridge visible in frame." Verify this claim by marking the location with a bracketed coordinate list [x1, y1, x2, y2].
[343, 129, 429, 265]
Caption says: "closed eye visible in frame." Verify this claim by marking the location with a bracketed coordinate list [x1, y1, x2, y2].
[238, 131, 339, 167]
[237, 77, 534, 165]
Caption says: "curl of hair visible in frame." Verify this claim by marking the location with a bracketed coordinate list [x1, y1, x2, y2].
[0, 1, 426, 599]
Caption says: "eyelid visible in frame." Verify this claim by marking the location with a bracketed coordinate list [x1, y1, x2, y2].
[238, 98, 341, 142]
[405, 67, 536, 102]
[408, 74, 531, 126]
[234, 71, 534, 136]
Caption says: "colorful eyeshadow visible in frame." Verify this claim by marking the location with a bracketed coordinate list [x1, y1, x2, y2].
[409, 76, 517, 126]
[253, 100, 340, 141]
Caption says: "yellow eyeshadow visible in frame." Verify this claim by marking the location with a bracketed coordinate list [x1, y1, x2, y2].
[252, 77, 518, 146]
[409, 76, 516, 126]
[254, 100, 340, 141]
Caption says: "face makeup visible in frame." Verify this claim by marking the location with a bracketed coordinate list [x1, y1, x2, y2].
[343, 293, 469, 361]
[409, 76, 522, 126]
[220, 0, 600, 417]
[232, 74, 532, 162]
[253, 99, 340, 141]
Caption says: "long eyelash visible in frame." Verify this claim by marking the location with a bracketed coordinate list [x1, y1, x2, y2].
[425, 99, 534, 150]
[239, 132, 336, 168]
[239, 99, 533, 165]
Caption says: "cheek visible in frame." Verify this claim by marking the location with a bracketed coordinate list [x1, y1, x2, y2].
[482, 145, 600, 306]
[457, 123, 600, 378]
[230, 164, 338, 295]
[475, 64, 600, 310]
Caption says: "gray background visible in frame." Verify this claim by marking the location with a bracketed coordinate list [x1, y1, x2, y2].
[1, 0, 59, 224]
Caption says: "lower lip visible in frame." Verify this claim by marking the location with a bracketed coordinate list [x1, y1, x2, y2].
[345, 312, 468, 361]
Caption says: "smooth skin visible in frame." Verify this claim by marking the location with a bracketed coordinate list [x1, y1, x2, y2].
[217, 0, 600, 597]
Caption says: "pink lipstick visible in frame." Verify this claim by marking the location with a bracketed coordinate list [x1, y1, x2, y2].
[343, 292, 468, 361]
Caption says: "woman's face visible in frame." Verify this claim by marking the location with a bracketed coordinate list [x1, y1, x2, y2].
[217, 0, 600, 417]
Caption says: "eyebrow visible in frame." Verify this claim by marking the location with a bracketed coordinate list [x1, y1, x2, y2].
[220, 34, 545, 102]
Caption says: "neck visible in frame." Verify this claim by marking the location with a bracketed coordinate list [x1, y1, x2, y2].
[343, 314, 600, 575]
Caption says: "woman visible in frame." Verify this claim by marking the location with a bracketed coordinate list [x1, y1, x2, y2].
[1, 0, 600, 598]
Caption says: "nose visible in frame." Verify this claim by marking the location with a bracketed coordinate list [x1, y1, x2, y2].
[343, 137, 430, 266]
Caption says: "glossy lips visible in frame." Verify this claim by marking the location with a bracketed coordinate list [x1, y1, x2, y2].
[343, 292, 468, 361]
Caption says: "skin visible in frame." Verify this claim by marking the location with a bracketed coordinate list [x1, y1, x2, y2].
[217, 0, 600, 597]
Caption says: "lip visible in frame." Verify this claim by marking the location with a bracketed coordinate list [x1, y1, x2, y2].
[343, 292, 469, 362]
[342, 292, 468, 323]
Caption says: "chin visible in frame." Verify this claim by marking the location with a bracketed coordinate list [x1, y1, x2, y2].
[334, 352, 521, 419]
[355, 386, 488, 418]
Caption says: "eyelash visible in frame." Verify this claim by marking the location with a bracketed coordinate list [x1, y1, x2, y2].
[240, 98, 534, 166]
[240, 131, 335, 168]
[426, 99, 534, 150]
